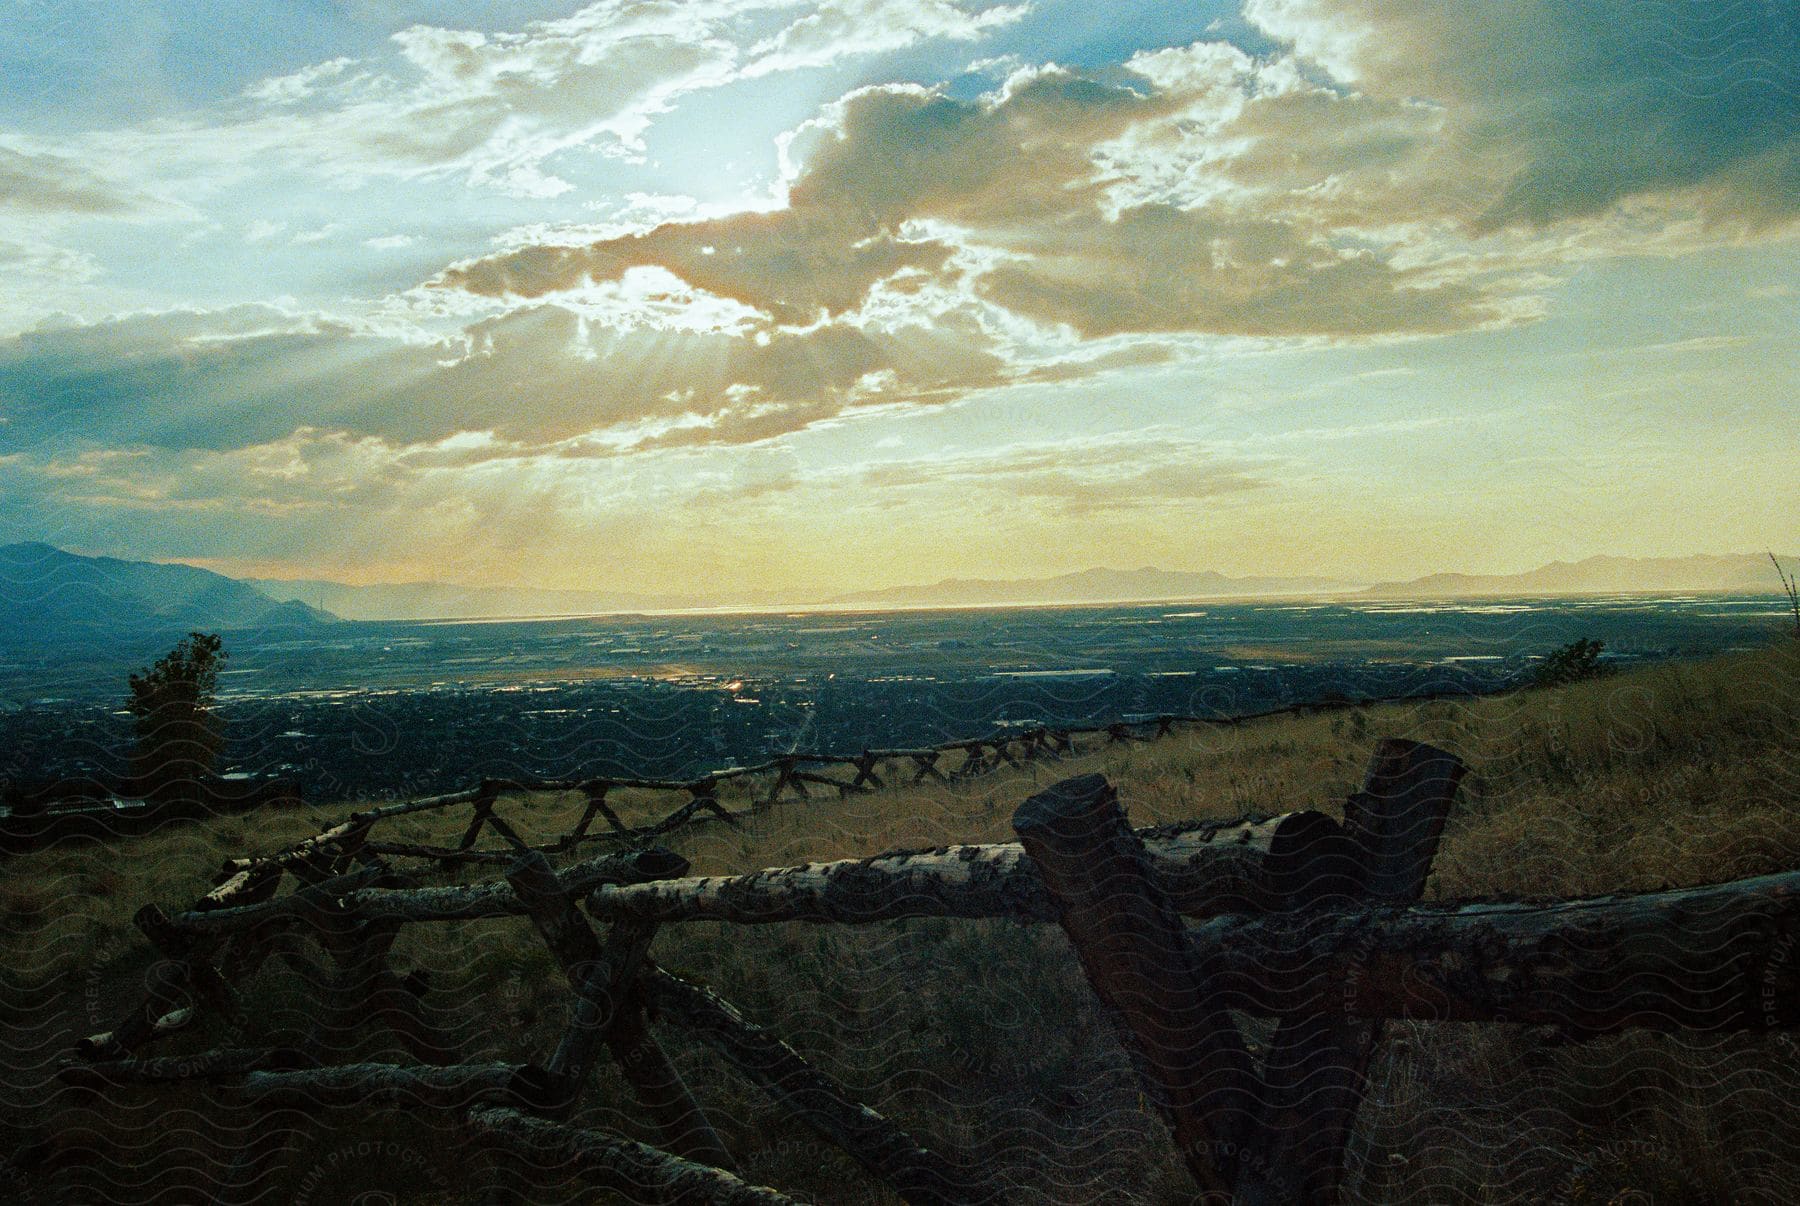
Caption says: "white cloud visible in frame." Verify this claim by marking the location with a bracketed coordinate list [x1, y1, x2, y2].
[742, 0, 1029, 77]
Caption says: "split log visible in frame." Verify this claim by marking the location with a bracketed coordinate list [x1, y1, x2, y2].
[507, 850, 731, 1168]
[789, 770, 861, 796]
[909, 752, 945, 783]
[171, 848, 684, 933]
[198, 863, 284, 911]
[564, 783, 629, 846]
[764, 758, 802, 805]
[1013, 774, 1255, 1197]
[643, 967, 977, 1206]
[606, 1006, 740, 1174]
[77, 956, 210, 1062]
[1194, 867, 1800, 1033]
[949, 745, 990, 780]
[312, 912, 460, 1065]
[361, 840, 522, 864]
[506, 848, 661, 1093]
[214, 816, 372, 881]
[60, 1046, 312, 1087]
[849, 751, 884, 790]
[135, 904, 245, 1034]
[585, 811, 1342, 927]
[456, 787, 498, 851]
[464, 1106, 796, 1205]
[548, 918, 660, 1092]
[282, 816, 374, 882]
[75, 1006, 195, 1061]
[1235, 739, 1465, 1206]
[349, 786, 482, 822]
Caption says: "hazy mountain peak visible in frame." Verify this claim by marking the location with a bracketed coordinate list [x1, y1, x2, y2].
[0, 543, 336, 645]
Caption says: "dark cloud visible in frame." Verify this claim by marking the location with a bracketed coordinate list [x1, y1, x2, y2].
[0, 294, 1011, 455]
[1244, 0, 1800, 231]
[0, 307, 410, 453]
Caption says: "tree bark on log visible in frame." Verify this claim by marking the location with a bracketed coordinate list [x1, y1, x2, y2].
[135, 903, 246, 1036]
[75, 1004, 196, 1061]
[1194, 868, 1800, 1033]
[642, 966, 978, 1206]
[464, 1106, 797, 1205]
[585, 812, 1340, 928]
[198, 863, 284, 912]
[59, 1046, 313, 1088]
[170, 848, 685, 933]
[1013, 774, 1255, 1199]
[1235, 739, 1465, 1206]
[506, 850, 733, 1170]
[349, 787, 481, 822]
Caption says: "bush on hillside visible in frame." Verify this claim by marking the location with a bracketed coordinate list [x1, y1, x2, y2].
[126, 631, 226, 799]
[1532, 637, 1610, 688]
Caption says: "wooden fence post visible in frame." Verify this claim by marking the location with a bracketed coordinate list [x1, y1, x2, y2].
[505, 850, 735, 1171]
[910, 751, 944, 783]
[464, 1106, 795, 1205]
[766, 757, 802, 806]
[849, 751, 883, 790]
[1012, 774, 1256, 1198]
[561, 781, 627, 849]
[1234, 739, 1465, 1204]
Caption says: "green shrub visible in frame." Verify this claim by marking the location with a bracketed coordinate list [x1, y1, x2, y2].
[126, 631, 226, 799]
[1532, 637, 1610, 688]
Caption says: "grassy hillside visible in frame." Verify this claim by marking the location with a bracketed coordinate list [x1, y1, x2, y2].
[4, 641, 1798, 1203]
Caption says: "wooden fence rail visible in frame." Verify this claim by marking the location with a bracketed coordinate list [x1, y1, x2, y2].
[176, 684, 1495, 909]
[52, 733, 1800, 1204]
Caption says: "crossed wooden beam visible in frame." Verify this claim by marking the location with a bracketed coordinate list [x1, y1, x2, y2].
[54, 737, 1800, 1203]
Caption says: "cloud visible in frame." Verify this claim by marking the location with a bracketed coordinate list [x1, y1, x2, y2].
[742, 0, 1029, 77]
[1240, 0, 1800, 232]
[8, 1, 1794, 528]
[857, 432, 1276, 516]
[0, 283, 1015, 455]
[440, 66, 1500, 339]
[0, 306, 408, 453]
[66, 1, 1033, 203]
[0, 141, 158, 217]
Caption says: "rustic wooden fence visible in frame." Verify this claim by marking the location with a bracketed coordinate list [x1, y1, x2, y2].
[57, 733, 1800, 1203]
[4, 683, 1498, 861]
[170, 685, 1498, 891]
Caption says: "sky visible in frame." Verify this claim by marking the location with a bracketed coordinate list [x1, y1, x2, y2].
[0, 0, 1795, 597]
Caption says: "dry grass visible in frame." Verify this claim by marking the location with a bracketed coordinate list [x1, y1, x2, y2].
[4, 641, 1798, 1203]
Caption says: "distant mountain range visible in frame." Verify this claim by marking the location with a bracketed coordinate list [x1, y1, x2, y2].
[0, 542, 335, 644]
[825, 566, 1361, 608]
[4, 545, 1793, 638]
[1362, 554, 1794, 598]
[815, 554, 1793, 608]
[248, 577, 696, 621]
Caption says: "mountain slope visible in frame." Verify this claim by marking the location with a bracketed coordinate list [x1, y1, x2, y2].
[1364, 553, 1795, 598]
[827, 565, 1361, 608]
[0, 543, 335, 643]
[247, 577, 698, 620]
